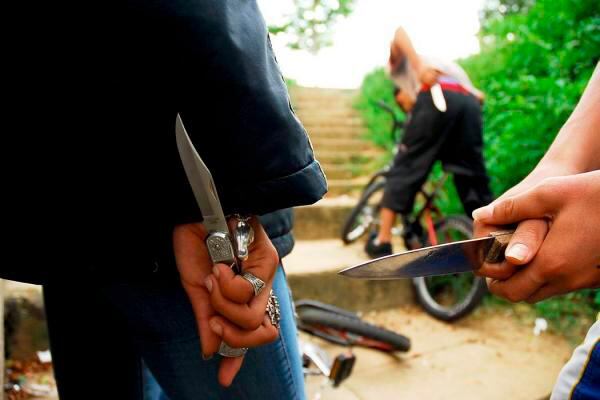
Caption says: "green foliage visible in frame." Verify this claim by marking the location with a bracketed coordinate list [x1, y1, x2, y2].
[534, 290, 599, 341]
[353, 68, 403, 152]
[268, 0, 355, 53]
[461, 0, 600, 196]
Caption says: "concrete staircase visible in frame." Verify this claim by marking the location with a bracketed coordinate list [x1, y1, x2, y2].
[290, 86, 381, 197]
[285, 86, 412, 310]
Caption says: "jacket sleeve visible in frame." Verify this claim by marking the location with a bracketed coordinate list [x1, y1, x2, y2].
[172, 0, 327, 220]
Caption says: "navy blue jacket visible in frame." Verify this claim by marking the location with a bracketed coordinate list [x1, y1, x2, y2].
[2, 0, 326, 283]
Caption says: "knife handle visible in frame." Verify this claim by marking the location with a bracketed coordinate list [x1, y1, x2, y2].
[484, 230, 514, 264]
[206, 232, 241, 274]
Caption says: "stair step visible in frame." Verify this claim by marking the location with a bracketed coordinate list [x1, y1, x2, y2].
[305, 126, 365, 139]
[298, 115, 364, 126]
[284, 240, 413, 311]
[311, 137, 370, 152]
[325, 178, 370, 196]
[294, 107, 359, 119]
[321, 164, 357, 180]
[293, 197, 356, 240]
[315, 150, 381, 165]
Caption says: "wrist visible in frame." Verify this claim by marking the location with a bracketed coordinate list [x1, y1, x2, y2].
[542, 121, 599, 174]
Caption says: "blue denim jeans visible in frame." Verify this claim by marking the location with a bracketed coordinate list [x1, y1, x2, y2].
[44, 265, 305, 400]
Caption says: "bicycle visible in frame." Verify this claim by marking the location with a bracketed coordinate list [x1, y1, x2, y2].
[295, 299, 410, 398]
[340, 100, 488, 322]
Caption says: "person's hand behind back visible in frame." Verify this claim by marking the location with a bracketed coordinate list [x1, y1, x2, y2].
[172, 217, 279, 386]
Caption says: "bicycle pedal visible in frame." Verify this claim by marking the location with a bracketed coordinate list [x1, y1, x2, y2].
[329, 352, 356, 387]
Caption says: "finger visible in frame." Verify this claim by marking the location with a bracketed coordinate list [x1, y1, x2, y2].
[477, 219, 549, 280]
[213, 261, 275, 306]
[472, 180, 564, 224]
[218, 218, 278, 305]
[218, 356, 244, 387]
[205, 274, 272, 330]
[173, 224, 221, 358]
[487, 266, 545, 302]
[504, 219, 549, 264]
[477, 260, 518, 280]
[181, 282, 221, 359]
[210, 315, 279, 348]
[474, 220, 517, 280]
[212, 263, 254, 304]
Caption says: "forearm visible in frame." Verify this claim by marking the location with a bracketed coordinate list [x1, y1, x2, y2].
[391, 27, 423, 74]
[540, 63, 600, 173]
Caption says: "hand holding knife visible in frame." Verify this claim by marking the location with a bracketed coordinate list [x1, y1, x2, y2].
[175, 114, 279, 358]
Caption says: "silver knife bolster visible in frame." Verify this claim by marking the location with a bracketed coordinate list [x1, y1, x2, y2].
[206, 232, 237, 267]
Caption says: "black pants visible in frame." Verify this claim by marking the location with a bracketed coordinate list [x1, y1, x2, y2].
[381, 90, 493, 216]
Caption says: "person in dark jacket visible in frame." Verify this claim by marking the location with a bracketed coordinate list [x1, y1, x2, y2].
[3, 1, 326, 399]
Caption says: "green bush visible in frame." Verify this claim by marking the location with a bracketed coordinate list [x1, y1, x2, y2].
[353, 68, 402, 152]
[461, 0, 599, 195]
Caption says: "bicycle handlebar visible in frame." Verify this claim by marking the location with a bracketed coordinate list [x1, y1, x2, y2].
[373, 100, 404, 144]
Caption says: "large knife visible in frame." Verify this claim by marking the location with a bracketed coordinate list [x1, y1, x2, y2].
[430, 83, 447, 112]
[175, 114, 248, 357]
[339, 230, 513, 280]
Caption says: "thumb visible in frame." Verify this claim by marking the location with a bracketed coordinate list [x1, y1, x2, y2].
[472, 180, 562, 225]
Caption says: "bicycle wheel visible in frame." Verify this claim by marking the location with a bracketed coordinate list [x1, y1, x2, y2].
[296, 301, 411, 352]
[341, 181, 386, 244]
[412, 215, 488, 322]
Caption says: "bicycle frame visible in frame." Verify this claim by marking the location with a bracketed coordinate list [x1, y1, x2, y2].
[411, 173, 449, 246]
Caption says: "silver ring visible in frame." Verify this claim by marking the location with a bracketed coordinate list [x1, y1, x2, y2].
[266, 290, 281, 330]
[242, 272, 266, 297]
[218, 342, 248, 358]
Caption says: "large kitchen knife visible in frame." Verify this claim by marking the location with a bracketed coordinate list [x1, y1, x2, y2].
[339, 231, 513, 280]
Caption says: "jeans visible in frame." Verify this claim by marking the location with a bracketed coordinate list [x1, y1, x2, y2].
[44, 266, 305, 400]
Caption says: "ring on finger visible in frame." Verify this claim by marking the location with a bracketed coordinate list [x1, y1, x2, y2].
[266, 290, 281, 330]
[218, 341, 248, 358]
[242, 272, 266, 297]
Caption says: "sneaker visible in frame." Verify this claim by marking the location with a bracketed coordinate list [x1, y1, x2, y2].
[365, 233, 393, 258]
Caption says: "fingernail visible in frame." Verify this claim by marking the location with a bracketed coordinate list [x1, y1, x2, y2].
[209, 319, 223, 336]
[202, 353, 213, 361]
[204, 277, 213, 293]
[506, 243, 529, 262]
[212, 265, 220, 278]
[472, 206, 492, 221]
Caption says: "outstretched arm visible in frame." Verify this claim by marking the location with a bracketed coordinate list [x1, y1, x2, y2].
[390, 27, 424, 75]
[473, 63, 600, 302]
[390, 26, 439, 85]
[540, 62, 600, 174]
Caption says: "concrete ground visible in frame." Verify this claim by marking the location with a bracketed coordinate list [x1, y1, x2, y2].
[304, 306, 573, 400]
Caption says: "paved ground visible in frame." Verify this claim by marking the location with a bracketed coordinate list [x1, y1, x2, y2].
[304, 306, 573, 400]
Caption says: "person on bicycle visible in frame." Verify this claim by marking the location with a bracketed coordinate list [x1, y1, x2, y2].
[366, 26, 493, 258]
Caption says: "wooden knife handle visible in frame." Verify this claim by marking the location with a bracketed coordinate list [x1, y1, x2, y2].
[484, 230, 514, 264]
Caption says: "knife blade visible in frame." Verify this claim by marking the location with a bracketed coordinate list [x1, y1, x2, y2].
[175, 114, 230, 235]
[430, 83, 447, 112]
[338, 231, 512, 280]
[175, 114, 240, 269]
